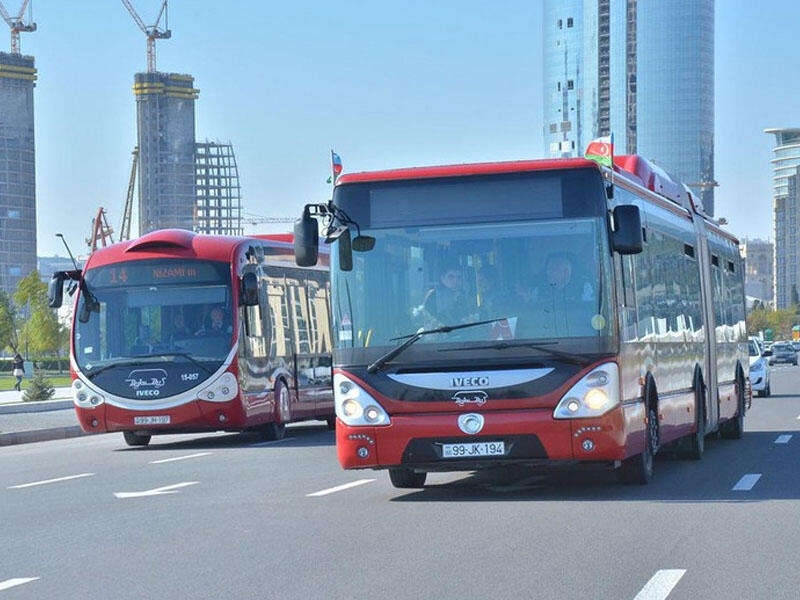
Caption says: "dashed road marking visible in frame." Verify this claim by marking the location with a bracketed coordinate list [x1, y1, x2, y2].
[150, 452, 212, 464]
[633, 569, 686, 600]
[775, 434, 792, 444]
[114, 481, 199, 498]
[7, 473, 94, 489]
[0, 578, 39, 591]
[732, 473, 761, 491]
[307, 479, 376, 497]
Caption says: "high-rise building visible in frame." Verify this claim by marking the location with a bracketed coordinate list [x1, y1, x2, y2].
[765, 128, 800, 309]
[134, 72, 199, 235]
[0, 52, 36, 295]
[543, 0, 716, 215]
[741, 238, 774, 306]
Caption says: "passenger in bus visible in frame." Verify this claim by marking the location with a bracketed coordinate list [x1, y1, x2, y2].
[418, 261, 477, 326]
[523, 252, 596, 336]
[171, 311, 192, 338]
[196, 306, 232, 336]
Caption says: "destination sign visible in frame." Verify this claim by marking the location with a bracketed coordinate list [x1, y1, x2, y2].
[87, 259, 227, 288]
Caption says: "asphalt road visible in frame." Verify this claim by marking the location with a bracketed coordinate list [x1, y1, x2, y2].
[2, 367, 800, 599]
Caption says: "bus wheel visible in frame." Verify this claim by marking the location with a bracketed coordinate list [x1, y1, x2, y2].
[617, 400, 657, 484]
[720, 374, 746, 440]
[388, 468, 427, 489]
[123, 431, 151, 447]
[261, 381, 290, 441]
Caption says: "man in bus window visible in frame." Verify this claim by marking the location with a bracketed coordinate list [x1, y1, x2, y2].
[418, 261, 477, 326]
[526, 252, 595, 336]
[196, 306, 232, 336]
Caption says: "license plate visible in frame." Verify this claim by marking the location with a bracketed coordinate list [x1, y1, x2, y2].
[441, 441, 505, 459]
[134, 415, 171, 425]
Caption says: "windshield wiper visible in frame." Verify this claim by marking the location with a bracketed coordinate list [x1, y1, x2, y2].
[84, 357, 144, 380]
[367, 318, 504, 373]
[440, 340, 592, 366]
[155, 352, 214, 374]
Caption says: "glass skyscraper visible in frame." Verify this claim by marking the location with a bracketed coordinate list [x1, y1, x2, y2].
[765, 128, 800, 309]
[542, 0, 715, 215]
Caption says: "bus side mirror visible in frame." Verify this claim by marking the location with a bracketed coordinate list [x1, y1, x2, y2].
[294, 211, 319, 267]
[48, 272, 65, 308]
[240, 272, 259, 306]
[612, 205, 643, 255]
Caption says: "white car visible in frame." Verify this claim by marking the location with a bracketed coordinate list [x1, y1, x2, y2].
[749, 337, 771, 397]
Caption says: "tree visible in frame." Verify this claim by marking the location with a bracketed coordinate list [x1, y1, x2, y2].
[0, 290, 19, 354]
[14, 270, 64, 357]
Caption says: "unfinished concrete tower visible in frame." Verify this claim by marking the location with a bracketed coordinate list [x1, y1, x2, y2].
[0, 51, 36, 294]
[133, 71, 199, 234]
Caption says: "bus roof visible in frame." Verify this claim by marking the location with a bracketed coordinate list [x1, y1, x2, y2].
[334, 157, 597, 184]
[84, 229, 294, 268]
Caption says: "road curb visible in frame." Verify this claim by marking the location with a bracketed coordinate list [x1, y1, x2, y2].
[0, 399, 73, 415]
[0, 425, 91, 447]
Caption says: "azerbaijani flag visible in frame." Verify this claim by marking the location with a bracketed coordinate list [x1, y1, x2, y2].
[331, 150, 343, 178]
[585, 134, 614, 167]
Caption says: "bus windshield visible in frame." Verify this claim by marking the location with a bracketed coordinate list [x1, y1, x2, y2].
[331, 171, 617, 367]
[73, 259, 234, 376]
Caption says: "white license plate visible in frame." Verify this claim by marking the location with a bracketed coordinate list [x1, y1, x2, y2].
[441, 441, 505, 459]
[134, 415, 171, 425]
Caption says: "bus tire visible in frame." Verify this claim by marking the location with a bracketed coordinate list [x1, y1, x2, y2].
[720, 373, 746, 440]
[388, 468, 427, 489]
[681, 375, 705, 460]
[617, 394, 658, 484]
[123, 431, 151, 447]
[261, 380, 290, 441]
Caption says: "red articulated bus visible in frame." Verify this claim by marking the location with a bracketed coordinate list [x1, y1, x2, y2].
[48, 229, 333, 446]
[294, 153, 749, 487]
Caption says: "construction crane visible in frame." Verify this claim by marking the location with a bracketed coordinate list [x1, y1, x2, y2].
[120, 0, 171, 73]
[87, 207, 115, 253]
[242, 214, 295, 226]
[0, 0, 35, 54]
[119, 147, 138, 242]
[87, 147, 139, 252]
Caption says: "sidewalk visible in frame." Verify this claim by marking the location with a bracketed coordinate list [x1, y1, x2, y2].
[0, 386, 92, 446]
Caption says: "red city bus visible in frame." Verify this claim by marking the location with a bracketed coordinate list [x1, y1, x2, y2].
[294, 154, 749, 487]
[48, 229, 333, 446]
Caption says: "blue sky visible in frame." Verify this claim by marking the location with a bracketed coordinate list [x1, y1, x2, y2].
[18, 1, 789, 257]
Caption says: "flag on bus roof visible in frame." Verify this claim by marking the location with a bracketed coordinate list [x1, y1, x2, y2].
[585, 134, 614, 167]
[329, 150, 343, 183]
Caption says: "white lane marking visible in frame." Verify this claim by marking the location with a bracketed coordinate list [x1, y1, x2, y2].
[0, 578, 39, 591]
[306, 479, 376, 497]
[732, 473, 762, 491]
[150, 452, 212, 464]
[8, 473, 95, 489]
[114, 481, 199, 498]
[633, 569, 686, 600]
[775, 434, 792, 444]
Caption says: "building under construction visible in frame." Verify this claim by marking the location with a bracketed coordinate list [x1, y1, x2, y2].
[0, 50, 36, 295]
[134, 71, 199, 235]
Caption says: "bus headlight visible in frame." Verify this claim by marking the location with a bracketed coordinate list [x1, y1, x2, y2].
[335, 373, 390, 427]
[553, 363, 619, 419]
[73, 378, 105, 407]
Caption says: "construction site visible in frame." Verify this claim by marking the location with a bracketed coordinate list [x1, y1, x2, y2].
[0, 0, 288, 294]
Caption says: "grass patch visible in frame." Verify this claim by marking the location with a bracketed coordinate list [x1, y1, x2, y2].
[0, 374, 71, 392]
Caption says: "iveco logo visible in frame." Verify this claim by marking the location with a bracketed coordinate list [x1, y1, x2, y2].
[452, 391, 488, 406]
[451, 376, 489, 387]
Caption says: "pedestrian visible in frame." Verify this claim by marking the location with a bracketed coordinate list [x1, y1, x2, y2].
[11, 353, 24, 391]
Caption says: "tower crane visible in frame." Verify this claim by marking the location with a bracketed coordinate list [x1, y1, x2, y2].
[0, 0, 36, 54]
[120, 0, 171, 73]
